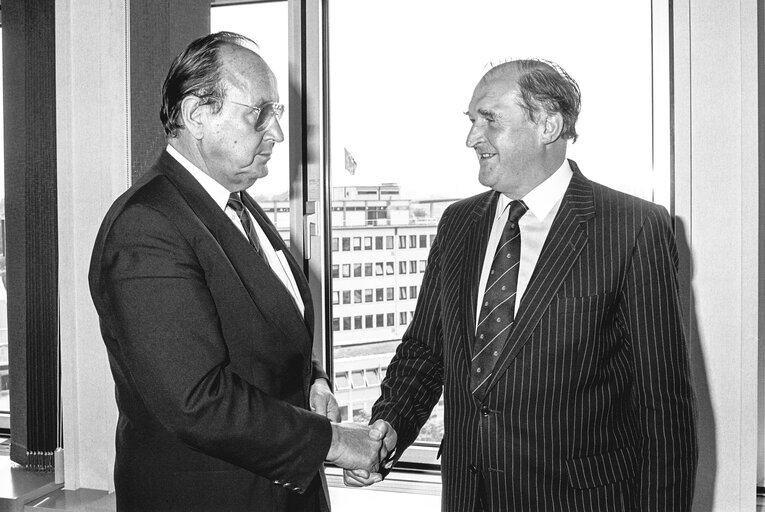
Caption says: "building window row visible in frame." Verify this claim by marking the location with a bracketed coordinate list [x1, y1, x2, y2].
[334, 366, 388, 391]
[332, 286, 418, 305]
[331, 311, 415, 331]
[331, 234, 433, 252]
[331, 260, 427, 279]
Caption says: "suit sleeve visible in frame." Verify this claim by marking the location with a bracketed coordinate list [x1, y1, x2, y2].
[371, 219, 446, 452]
[617, 206, 697, 511]
[96, 203, 331, 491]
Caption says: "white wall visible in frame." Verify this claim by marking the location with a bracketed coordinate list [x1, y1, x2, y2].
[672, 0, 760, 510]
[56, 0, 128, 492]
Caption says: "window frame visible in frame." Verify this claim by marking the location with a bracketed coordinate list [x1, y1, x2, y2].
[282, 0, 673, 482]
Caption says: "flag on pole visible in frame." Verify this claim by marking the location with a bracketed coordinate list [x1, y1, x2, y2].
[344, 147, 357, 175]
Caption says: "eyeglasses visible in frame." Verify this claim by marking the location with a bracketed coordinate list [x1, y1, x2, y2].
[225, 99, 285, 131]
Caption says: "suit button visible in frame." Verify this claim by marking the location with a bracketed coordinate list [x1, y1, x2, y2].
[468, 464, 479, 474]
[480, 405, 490, 416]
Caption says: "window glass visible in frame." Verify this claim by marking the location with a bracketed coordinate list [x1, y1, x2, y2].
[327, 0, 654, 452]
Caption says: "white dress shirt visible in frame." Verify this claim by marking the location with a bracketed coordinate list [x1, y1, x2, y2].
[475, 160, 573, 331]
[166, 145, 305, 317]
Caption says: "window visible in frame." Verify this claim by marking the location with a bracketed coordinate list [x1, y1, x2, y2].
[351, 370, 365, 388]
[353, 290, 362, 303]
[332, 291, 339, 305]
[320, 0, 658, 478]
[342, 237, 350, 251]
[331, 237, 339, 251]
[364, 289, 373, 302]
[353, 263, 362, 277]
[364, 262, 373, 276]
[332, 318, 340, 331]
[341, 264, 350, 278]
[365, 315, 374, 328]
[342, 291, 351, 304]
[352, 237, 361, 251]
[331, 264, 339, 278]
[366, 368, 381, 386]
[342, 317, 351, 330]
[364, 236, 373, 250]
[354, 316, 362, 329]
[335, 372, 350, 390]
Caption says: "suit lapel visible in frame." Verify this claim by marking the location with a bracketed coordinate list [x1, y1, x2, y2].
[475, 164, 595, 402]
[156, 151, 312, 346]
[242, 192, 315, 336]
[459, 191, 499, 359]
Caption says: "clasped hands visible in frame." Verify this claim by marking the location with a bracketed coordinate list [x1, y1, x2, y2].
[310, 378, 397, 486]
[326, 419, 398, 486]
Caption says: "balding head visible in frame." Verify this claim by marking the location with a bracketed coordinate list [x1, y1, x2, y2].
[160, 31, 261, 138]
[480, 59, 581, 142]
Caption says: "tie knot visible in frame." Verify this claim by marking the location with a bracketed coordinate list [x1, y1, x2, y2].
[508, 200, 528, 223]
[227, 192, 244, 213]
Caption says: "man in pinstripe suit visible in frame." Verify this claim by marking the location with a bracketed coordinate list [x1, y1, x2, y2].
[345, 60, 697, 511]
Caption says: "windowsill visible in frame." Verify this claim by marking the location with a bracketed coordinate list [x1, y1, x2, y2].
[0, 455, 63, 510]
[324, 466, 441, 496]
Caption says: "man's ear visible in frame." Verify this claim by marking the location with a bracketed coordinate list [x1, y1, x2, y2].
[540, 112, 564, 144]
[180, 95, 207, 140]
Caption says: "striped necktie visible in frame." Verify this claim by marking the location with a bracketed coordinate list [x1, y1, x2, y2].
[227, 192, 264, 256]
[470, 200, 528, 394]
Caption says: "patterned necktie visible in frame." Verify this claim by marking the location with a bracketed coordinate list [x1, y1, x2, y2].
[470, 199, 528, 394]
[227, 192, 264, 256]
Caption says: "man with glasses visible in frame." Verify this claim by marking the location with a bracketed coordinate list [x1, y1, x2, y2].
[89, 32, 383, 512]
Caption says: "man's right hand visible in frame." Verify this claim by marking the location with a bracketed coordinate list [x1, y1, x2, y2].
[343, 419, 398, 487]
[325, 422, 382, 473]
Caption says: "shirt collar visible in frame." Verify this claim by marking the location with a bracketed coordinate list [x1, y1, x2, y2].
[166, 144, 232, 211]
[497, 159, 573, 221]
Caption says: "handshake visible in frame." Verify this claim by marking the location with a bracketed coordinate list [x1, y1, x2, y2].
[325, 419, 398, 486]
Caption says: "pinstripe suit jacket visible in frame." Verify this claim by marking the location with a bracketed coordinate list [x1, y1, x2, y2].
[371, 161, 697, 512]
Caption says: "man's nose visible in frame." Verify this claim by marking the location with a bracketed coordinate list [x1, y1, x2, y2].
[267, 117, 285, 143]
[466, 124, 482, 148]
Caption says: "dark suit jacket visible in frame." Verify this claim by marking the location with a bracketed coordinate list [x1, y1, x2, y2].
[89, 151, 332, 512]
[372, 162, 697, 511]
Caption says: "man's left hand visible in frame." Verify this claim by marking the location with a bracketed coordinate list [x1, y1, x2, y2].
[310, 378, 340, 423]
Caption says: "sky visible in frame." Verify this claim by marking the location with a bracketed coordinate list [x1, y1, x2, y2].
[200, 1, 654, 202]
